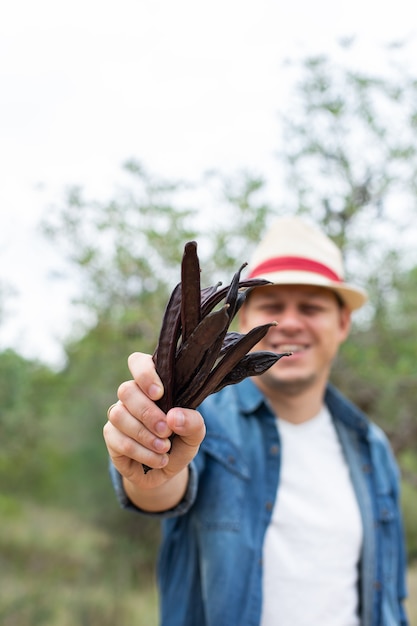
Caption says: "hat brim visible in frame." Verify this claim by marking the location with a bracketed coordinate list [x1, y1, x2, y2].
[249, 269, 368, 311]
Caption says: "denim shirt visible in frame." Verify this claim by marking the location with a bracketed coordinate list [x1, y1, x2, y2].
[110, 379, 408, 626]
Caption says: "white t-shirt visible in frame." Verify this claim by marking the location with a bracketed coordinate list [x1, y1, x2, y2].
[260, 406, 363, 626]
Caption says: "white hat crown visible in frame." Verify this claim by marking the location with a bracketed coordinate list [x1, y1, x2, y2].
[247, 217, 367, 311]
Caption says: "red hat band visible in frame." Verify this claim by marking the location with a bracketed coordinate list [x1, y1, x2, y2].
[248, 255, 342, 283]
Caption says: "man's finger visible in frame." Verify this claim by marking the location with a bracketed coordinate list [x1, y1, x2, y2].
[127, 352, 164, 400]
[162, 408, 206, 474]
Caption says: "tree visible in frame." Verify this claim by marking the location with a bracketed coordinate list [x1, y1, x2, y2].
[0, 349, 57, 495]
[41, 162, 276, 350]
[278, 41, 417, 279]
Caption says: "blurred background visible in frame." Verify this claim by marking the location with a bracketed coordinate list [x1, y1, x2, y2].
[1, 1, 416, 624]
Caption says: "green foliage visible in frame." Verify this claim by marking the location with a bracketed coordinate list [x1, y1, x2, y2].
[201, 170, 274, 274]
[401, 456, 417, 560]
[0, 350, 59, 495]
[0, 501, 159, 626]
[42, 161, 199, 321]
[332, 263, 417, 439]
[280, 44, 417, 271]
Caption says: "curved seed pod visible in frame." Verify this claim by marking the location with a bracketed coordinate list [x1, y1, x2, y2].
[181, 241, 201, 342]
[234, 289, 251, 314]
[211, 351, 292, 394]
[175, 305, 230, 391]
[176, 322, 277, 408]
[211, 322, 278, 375]
[187, 351, 292, 408]
[200, 281, 222, 305]
[224, 262, 247, 320]
[175, 316, 232, 406]
[152, 282, 182, 413]
[200, 278, 270, 318]
[219, 331, 244, 355]
[183, 322, 277, 407]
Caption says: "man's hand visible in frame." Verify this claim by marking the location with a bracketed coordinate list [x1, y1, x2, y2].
[103, 352, 206, 511]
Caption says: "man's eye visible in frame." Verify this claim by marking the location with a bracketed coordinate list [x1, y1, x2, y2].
[302, 305, 322, 314]
[260, 305, 282, 313]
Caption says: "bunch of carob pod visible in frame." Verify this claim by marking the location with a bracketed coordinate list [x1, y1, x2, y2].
[145, 240, 291, 473]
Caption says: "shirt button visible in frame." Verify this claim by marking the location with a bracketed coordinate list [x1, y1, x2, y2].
[265, 501, 273, 512]
[269, 444, 279, 456]
[373, 581, 382, 591]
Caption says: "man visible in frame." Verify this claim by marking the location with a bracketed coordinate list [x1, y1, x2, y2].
[103, 216, 408, 625]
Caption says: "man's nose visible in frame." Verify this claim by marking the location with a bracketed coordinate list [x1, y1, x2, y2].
[274, 306, 303, 332]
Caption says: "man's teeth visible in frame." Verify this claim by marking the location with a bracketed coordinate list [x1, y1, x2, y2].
[277, 345, 304, 352]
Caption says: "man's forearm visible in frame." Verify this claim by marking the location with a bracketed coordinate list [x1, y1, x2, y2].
[122, 466, 190, 513]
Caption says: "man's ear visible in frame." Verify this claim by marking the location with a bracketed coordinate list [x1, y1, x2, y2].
[339, 306, 352, 342]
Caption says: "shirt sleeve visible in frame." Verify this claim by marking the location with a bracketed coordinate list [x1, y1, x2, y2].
[108, 459, 199, 518]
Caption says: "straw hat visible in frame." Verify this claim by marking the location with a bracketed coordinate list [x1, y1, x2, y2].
[247, 216, 368, 311]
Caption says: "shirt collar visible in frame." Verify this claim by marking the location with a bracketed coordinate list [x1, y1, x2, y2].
[234, 378, 369, 437]
[235, 378, 270, 415]
[325, 383, 370, 438]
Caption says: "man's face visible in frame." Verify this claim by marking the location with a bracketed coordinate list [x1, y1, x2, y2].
[238, 284, 351, 397]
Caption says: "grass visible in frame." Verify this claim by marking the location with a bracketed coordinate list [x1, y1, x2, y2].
[0, 499, 159, 626]
[1, 497, 416, 625]
[406, 562, 417, 625]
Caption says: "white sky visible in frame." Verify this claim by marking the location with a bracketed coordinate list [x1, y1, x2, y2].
[1, 0, 416, 367]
